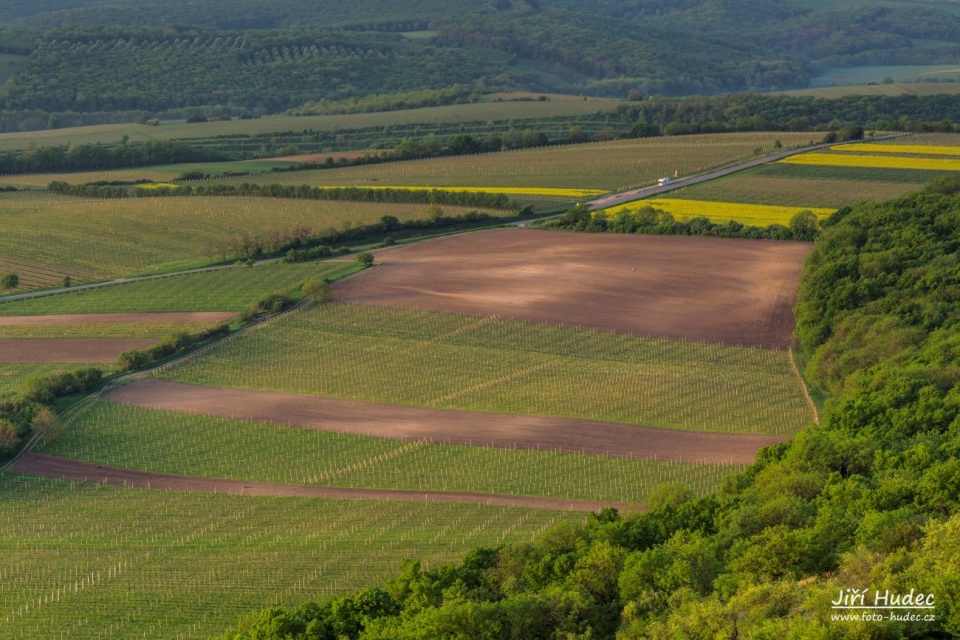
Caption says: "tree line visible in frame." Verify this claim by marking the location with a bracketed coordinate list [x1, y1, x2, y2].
[216, 185, 960, 638]
[0, 139, 225, 174]
[550, 203, 822, 242]
[47, 180, 518, 210]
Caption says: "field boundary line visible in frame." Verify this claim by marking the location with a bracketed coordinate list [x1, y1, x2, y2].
[11, 452, 640, 512]
[788, 347, 820, 425]
[425, 360, 559, 407]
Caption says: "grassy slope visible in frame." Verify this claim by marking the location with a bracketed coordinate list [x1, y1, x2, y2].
[160, 303, 812, 435]
[0, 473, 575, 640]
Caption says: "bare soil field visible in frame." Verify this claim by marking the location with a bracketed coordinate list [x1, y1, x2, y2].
[336, 229, 812, 348]
[0, 338, 155, 363]
[107, 380, 788, 464]
[11, 452, 633, 512]
[0, 312, 235, 326]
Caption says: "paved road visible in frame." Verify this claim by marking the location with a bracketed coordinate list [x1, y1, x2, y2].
[586, 137, 899, 211]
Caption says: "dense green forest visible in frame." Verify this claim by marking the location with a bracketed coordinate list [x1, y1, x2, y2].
[217, 185, 960, 638]
[1, 0, 960, 131]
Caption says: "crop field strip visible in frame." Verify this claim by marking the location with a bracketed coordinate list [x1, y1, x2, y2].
[779, 152, 960, 171]
[213, 132, 819, 193]
[0, 338, 156, 364]
[666, 164, 929, 208]
[13, 453, 635, 512]
[0, 474, 576, 640]
[876, 132, 960, 147]
[0, 262, 357, 314]
[0, 322, 219, 340]
[0, 162, 298, 188]
[0, 98, 626, 151]
[0, 191, 497, 283]
[160, 303, 812, 435]
[777, 81, 960, 98]
[601, 198, 835, 226]
[830, 143, 960, 156]
[39, 400, 746, 503]
[0, 253, 102, 291]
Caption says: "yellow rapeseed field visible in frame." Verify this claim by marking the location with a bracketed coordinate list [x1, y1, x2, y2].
[135, 182, 179, 189]
[319, 185, 608, 198]
[603, 198, 834, 226]
[831, 143, 960, 156]
[780, 153, 960, 171]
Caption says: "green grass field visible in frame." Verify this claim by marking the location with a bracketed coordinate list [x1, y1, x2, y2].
[211, 133, 820, 193]
[161, 303, 812, 435]
[45, 401, 744, 503]
[0, 262, 358, 315]
[0, 323, 219, 340]
[669, 163, 930, 208]
[0, 191, 486, 288]
[0, 473, 576, 640]
[0, 98, 625, 152]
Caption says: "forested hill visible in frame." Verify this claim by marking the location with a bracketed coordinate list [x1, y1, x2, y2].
[2, 0, 960, 130]
[215, 184, 960, 639]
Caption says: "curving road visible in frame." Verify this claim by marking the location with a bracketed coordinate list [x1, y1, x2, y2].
[586, 136, 901, 211]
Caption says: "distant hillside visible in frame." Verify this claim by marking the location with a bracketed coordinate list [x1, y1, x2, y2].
[1, 0, 960, 131]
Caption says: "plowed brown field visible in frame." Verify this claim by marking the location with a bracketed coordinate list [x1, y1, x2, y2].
[336, 229, 812, 348]
[0, 312, 235, 325]
[0, 338, 155, 363]
[107, 380, 788, 464]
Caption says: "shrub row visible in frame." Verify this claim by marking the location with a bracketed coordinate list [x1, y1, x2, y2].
[548, 204, 820, 242]
[48, 179, 518, 210]
[117, 324, 230, 371]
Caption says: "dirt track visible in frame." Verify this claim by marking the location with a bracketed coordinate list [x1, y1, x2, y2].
[11, 453, 635, 512]
[0, 338, 156, 363]
[0, 312, 235, 325]
[336, 228, 811, 348]
[107, 379, 788, 464]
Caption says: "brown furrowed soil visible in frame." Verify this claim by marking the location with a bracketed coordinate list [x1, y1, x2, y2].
[336, 228, 812, 348]
[0, 312, 235, 325]
[0, 338, 155, 363]
[11, 452, 634, 512]
[107, 380, 788, 464]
